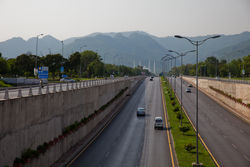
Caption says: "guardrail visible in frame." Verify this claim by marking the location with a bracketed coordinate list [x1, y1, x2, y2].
[183, 76, 250, 85]
[0, 77, 140, 101]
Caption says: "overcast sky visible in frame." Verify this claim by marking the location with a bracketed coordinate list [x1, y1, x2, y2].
[0, 0, 249, 42]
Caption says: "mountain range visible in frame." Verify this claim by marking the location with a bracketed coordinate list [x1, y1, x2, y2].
[0, 31, 250, 73]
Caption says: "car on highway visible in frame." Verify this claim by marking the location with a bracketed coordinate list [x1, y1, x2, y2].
[137, 107, 145, 116]
[154, 117, 163, 129]
[188, 84, 193, 87]
[60, 78, 75, 82]
[186, 88, 191, 93]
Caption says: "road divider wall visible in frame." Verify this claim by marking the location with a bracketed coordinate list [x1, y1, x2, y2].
[183, 76, 250, 123]
[0, 76, 143, 167]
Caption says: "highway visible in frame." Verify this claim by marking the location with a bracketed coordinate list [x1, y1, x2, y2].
[68, 77, 176, 167]
[170, 77, 250, 167]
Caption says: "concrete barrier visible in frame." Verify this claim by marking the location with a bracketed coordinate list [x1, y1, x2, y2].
[0, 76, 143, 166]
[183, 76, 250, 123]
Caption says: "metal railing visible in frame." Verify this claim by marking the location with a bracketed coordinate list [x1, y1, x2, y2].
[0, 76, 139, 100]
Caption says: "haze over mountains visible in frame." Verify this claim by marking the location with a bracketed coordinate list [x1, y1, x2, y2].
[0, 31, 250, 72]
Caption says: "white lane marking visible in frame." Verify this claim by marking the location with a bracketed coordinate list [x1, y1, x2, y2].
[243, 155, 250, 161]
[232, 144, 237, 150]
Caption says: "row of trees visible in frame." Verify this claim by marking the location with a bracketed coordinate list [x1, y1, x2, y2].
[167, 55, 250, 78]
[0, 51, 149, 79]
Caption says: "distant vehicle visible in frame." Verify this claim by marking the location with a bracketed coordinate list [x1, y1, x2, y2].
[154, 117, 163, 129]
[186, 88, 191, 93]
[60, 78, 75, 82]
[137, 107, 145, 116]
[151, 76, 154, 79]
[188, 84, 193, 87]
[150, 78, 153, 81]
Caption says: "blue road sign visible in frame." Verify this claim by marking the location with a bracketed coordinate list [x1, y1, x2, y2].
[60, 66, 64, 73]
[38, 66, 49, 79]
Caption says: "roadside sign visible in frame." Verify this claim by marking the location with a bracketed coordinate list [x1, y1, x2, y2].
[38, 66, 49, 79]
[60, 66, 64, 73]
[242, 69, 245, 75]
[34, 68, 38, 76]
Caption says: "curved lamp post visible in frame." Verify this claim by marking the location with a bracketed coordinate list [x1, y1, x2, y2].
[174, 35, 220, 166]
[167, 49, 195, 126]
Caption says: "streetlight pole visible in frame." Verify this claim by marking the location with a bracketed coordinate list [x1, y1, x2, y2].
[165, 54, 176, 93]
[79, 45, 87, 77]
[175, 35, 220, 166]
[61, 41, 64, 57]
[167, 49, 195, 126]
[35, 33, 43, 72]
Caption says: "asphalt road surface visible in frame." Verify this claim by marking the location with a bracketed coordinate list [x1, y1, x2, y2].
[170, 77, 250, 167]
[69, 77, 176, 167]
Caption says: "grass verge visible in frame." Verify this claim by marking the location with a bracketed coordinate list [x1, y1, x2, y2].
[0, 80, 11, 87]
[161, 77, 216, 167]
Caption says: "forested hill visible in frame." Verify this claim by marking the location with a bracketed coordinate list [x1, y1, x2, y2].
[0, 31, 250, 68]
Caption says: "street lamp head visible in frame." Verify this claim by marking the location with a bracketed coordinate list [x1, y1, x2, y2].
[174, 35, 183, 39]
[211, 35, 221, 39]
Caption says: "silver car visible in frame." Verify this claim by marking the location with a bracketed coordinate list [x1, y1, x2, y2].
[137, 107, 145, 116]
[154, 117, 163, 129]
[186, 88, 191, 93]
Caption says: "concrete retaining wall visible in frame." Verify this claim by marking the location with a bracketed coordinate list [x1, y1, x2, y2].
[0, 77, 141, 166]
[183, 76, 250, 122]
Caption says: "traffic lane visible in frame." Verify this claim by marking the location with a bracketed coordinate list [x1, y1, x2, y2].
[174, 77, 250, 167]
[140, 77, 174, 167]
[70, 80, 146, 167]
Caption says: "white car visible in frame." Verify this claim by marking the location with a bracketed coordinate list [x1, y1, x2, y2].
[137, 107, 145, 116]
[60, 78, 75, 82]
[154, 117, 163, 129]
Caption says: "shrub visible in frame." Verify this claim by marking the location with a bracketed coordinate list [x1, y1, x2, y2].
[171, 101, 176, 106]
[37, 144, 46, 154]
[179, 126, 190, 134]
[236, 98, 242, 103]
[176, 113, 183, 120]
[184, 143, 196, 152]
[170, 97, 174, 100]
[173, 106, 179, 112]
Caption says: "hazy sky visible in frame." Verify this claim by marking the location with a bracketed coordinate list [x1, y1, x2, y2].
[0, 0, 249, 42]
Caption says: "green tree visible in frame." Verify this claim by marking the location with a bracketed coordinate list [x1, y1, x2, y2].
[229, 59, 242, 77]
[7, 58, 18, 76]
[87, 60, 105, 77]
[242, 55, 250, 77]
[15, 54, 35, 76]
[0, 56, 9, 75]
[205, 56, 218, 77]
[69, 52, 81, 75]
[42, 54, 66, 79]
